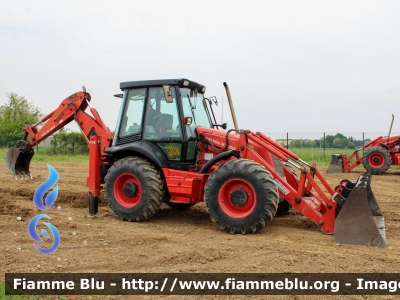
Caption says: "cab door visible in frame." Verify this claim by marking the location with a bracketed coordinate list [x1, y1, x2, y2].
[178, 87, 211, 165]
[143, 87, 185, 166]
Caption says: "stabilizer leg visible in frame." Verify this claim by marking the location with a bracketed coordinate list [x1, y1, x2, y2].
[89, 196, 99, 215]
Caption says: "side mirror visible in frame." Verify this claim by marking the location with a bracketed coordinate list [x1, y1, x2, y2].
[220, 123, 227, 130]
[163, 85, 173, 103]
[210, 96, 218, 105]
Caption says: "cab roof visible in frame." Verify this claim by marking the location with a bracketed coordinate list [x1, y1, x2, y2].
[119, 78, 206, 94]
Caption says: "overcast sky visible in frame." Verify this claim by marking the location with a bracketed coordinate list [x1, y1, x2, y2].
[1, 0, 400, 134]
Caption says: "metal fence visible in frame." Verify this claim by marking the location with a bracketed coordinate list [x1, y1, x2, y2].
[262, 132, 400, 150]
[1, 132, 398, 154]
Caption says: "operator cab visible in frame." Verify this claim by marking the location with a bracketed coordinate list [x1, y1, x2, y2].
[111, 79, 212, 170]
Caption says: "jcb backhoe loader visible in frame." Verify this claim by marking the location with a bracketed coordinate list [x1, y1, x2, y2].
[6, 79, 386, 246]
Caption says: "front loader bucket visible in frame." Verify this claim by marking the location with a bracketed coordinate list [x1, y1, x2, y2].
[334, 173, 385, 247]
[6, 140, 34, 179]
[326, 154, 344, 174]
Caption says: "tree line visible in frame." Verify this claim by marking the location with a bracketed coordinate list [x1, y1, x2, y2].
[289, 133, 370, 149]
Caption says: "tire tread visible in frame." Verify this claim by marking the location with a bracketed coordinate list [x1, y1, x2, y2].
[204, 159, 279, 234]
[104, 157, 163, 222]
[362, 146, 392, 175]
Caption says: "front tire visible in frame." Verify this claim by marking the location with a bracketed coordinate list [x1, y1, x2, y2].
[362, 146, 392, 174]
[204, 159, 279, 234]
[104, 157, 163, 221]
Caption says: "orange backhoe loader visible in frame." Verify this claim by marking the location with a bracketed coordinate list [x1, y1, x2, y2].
[6, 79, 386, 246]
[327, 115, 400, 175]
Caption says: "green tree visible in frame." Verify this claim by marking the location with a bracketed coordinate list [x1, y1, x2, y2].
[325, 133, 349, 147]
[50, 132, 88, 155]
[0, 93, 42, 137]
[333, 137, 349, 148]
[325, 135, 334, 147]
[333, 133, 346, 139]
[293, 140, 302, 148]
[347, 141, 355, 149]
[304, 140, 317, 148]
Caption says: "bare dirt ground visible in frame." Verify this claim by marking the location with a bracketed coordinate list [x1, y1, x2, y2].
[1, 161, 400, 300]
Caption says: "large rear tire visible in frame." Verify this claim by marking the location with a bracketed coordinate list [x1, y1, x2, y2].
[362, 146, 392, 175]
[104, 157, 163, 221]
[204, 159, 279, 234]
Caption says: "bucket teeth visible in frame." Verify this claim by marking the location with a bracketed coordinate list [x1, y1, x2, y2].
[326, 154, 344, 174]
[334, 172, 386, 247]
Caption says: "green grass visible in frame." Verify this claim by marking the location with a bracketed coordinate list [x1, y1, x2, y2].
[0, 282, 68, 300]
[0, 148, 88, 164]
[1, 147, 359, 166]
[30, 154, 88, 163]
[289, 147, 357, 166]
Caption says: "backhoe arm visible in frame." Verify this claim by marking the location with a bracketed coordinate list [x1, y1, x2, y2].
[6, 90, 114, 178]
[22, 91, 113, 155]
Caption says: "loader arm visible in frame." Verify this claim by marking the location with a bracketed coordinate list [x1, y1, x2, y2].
[197, 128, 337, 233]
[196, 128, 385, 246]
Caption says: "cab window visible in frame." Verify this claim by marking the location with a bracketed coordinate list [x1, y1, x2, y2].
[144, 87, 182, 139]
[119, 88, 146, 137]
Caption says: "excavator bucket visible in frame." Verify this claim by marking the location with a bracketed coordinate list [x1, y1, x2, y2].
[6, 140, 34, 179]
[326, 154, 344, 174]
[334, 173, 385, 247]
